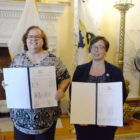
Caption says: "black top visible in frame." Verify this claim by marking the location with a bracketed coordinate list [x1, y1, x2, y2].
[70, 61, 127, 103]
[88, 74, 106, 83]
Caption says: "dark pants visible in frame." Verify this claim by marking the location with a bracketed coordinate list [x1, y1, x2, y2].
[75, 124, 117, 140]
[14, 121, 57, 140]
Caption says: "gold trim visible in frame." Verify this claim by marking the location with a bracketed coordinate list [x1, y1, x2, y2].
[58, 1, 71, 6]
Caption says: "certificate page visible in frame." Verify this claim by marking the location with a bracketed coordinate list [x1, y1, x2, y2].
[97, 82, 123, 126]
[30, 66, 57, 108]
[3, 68, 30, 108]
[70, 82, 96, 124]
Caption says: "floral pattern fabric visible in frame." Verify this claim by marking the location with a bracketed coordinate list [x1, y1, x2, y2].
[10, 52, 70, 134]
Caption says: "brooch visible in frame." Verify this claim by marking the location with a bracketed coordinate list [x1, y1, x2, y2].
[106, 73, 110, 77]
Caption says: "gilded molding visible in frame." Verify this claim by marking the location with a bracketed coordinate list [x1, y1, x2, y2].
[0, 0, 65, 20]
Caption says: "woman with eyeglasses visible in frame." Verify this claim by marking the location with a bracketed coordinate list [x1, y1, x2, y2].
[71, 36, 127, 140]
[4, 26, 70, 140]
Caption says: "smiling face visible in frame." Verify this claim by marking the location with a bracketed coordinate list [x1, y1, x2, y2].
[90, 39, 107, 61]
[26, 28, 44, 53]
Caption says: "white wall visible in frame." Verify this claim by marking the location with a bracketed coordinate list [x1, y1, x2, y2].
[86, 0, 140, 97]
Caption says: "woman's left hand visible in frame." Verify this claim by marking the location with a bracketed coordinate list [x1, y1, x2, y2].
[55, 89, 65, 101]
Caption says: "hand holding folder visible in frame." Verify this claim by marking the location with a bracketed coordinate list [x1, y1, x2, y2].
[70, 82, 123, 127]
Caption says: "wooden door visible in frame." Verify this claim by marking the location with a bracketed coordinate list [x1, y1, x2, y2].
[0, 47, 11, 100]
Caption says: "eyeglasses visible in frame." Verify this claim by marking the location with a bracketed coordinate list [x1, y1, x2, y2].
[91, 45, 105, 50]
[27, 35, 42, 39]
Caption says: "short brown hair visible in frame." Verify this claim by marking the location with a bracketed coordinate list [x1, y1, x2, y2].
[22, 26, 48, 51]
[89, 36, 109, 52]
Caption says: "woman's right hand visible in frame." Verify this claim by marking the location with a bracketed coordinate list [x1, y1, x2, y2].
[1, 80, 7, 89]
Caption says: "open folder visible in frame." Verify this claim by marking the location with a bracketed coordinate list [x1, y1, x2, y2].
[70, 82, 123, 127]
[3, 66, 57, 109]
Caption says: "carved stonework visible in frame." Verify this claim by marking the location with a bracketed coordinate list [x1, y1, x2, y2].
[0, 1, 64, 20]
[0, 0, 65, 56]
